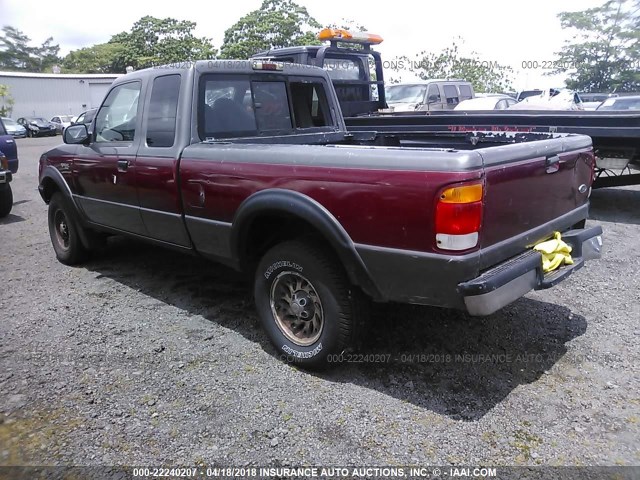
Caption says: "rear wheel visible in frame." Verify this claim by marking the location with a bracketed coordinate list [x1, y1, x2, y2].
[254, 240, 365, 369]
[0, 185, 12, 218]
[48, 192, 88, 265]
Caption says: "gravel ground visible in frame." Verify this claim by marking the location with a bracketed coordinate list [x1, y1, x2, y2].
[0, 137, 638, 469]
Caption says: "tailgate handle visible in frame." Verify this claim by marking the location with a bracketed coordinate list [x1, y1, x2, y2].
[545, 155, 560, 173]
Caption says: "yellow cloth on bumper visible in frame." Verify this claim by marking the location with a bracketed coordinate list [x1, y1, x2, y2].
[533, 231, 573, 273]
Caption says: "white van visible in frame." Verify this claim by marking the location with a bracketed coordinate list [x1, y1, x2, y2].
[385, 81, 475, 112]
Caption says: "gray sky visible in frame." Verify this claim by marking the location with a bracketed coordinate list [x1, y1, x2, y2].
[0, 0, 604, 90]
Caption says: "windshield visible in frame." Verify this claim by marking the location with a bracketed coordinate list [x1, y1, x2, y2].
[386, 85, 427, 104]
[31, 117, 47, 123]
[2, 118, 16, 126]
[59, 115, 73, 122]
[518, 90, 543, 100]
[597, 98, 640, 110]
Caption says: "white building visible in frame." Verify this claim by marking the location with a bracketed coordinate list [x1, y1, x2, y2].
[0, 71, 122, 119]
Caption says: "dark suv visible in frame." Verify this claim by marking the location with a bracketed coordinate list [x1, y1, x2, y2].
[0, 117, 19, 173]
[0, 150, 13, 217]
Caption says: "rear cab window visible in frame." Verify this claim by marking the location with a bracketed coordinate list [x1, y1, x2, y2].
[198, 73, 336, 140]
[459, 84, 473, 101]
[443, 85, 460, 105]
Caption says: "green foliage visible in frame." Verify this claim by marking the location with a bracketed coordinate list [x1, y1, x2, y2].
[0, 26, 61, 72]
[62, 43, 127, 74]
[553, 0, 640, 92]
[106, 16, 217, 70]
[219, 0, 321, 59]
[408, 39, 514, 93]
[0, 84, 14, 117]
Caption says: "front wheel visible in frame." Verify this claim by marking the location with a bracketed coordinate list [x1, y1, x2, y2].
[47, 192, 88, 265]
[254, 240, 365, 369]
[0, 185, 12, 218]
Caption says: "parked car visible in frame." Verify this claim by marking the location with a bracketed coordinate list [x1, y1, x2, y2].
[596, 95, 640, 111]
[454, 96, 517, 110]
[50, 115, 74, 135]
[515, 89, 543, 102]
[386, 80, 475, 112]
[509, 89, 584, 110]
[0, 117, 19, 173]
[17, 117, 57, 137]
[72, 109, 97, 130]
[1, 117, 27, 138]
[39, 60, 602, 369]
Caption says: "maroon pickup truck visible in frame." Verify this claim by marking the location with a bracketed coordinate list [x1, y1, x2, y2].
[38, 60, 602, 368]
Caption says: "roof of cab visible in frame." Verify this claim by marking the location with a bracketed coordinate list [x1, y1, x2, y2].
[118, 59, 330, 81]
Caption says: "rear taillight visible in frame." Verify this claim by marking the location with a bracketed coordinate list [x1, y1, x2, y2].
[435, 182, 483, 251]
[0, 155, 7, 171]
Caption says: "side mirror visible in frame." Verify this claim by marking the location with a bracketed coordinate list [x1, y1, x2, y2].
[64, 124, 90, 145]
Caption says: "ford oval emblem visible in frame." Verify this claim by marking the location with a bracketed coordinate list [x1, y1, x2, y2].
[579, 184, 588, 194]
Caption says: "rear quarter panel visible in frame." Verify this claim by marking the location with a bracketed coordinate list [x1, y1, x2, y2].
[179, 143, 485, 253]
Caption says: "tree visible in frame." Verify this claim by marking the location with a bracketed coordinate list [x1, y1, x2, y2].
[219, 0, 321, 59]
[553, 0, 640, 92]
[407, 39, 514, 93]
[0, 84, 14, 117]
[0, 26, 61, 72]
[62, 43, 127, 73]
[107, 16, 217, 70]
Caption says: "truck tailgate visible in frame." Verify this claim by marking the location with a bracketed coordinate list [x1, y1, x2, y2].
[479, 135, 594, 253]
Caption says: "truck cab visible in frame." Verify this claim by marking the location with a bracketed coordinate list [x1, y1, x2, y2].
[252, 28, 386, 117]
[386, 81, 475, 112]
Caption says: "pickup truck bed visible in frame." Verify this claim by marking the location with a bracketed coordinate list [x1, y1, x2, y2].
[38, 60, 602, 368]
[345, 110, 640, 189]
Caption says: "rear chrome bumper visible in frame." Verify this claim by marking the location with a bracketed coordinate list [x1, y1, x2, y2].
[459, 226, 603, 316]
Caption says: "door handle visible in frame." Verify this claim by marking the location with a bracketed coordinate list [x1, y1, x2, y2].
[117, 159, 130, 172]
[545, 155, 560, 174]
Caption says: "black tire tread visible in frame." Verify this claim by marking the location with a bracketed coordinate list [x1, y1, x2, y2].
[48, 192, 88, 265]
[254, 238, 367, 368]
[0, 186, 12, 218]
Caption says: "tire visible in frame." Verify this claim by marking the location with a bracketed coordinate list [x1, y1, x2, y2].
[0, 185, 12, 218]
[254, 239, 365, 369]
[47, 192, 88, 265]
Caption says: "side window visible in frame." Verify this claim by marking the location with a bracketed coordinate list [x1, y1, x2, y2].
[199, 77, 257, 139]
[252, 81, 292, 132]
[147, 75, 181, 148]
[443, 85, 459, 105]
[75, 113, 85, 124]
[289, 81, 332, 129]
[496, 99, 507, 110]
[426, 84, 441, 103]
[95, 82, 141, 142]
[459, 85, 473, 101]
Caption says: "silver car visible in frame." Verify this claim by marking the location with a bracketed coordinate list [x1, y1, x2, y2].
[50, 115, 74, 135]
[1, 117, 27, 138]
